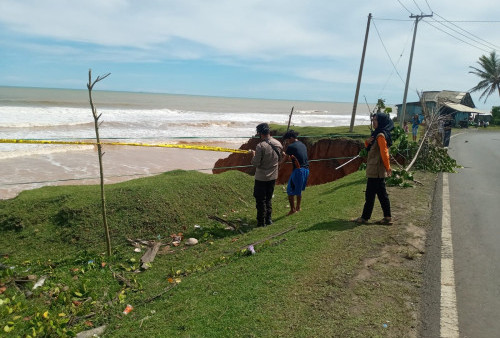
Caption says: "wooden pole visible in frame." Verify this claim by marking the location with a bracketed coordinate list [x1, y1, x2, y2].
[400, 13, 433, 126]
[286, 106, 294, 131]
[349, 13, 372, 133]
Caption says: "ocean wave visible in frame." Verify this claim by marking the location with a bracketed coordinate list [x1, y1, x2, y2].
[1, 121, 95, 129]
[0, 144, 94, 160]
[295, 110, 330, 114]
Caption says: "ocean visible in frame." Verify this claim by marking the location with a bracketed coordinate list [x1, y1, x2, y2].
[0, 86, 372, 199]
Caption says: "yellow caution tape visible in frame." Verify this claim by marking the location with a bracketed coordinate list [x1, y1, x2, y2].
[0, 139, 251, 154]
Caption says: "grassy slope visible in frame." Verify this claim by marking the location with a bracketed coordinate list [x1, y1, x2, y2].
[0, 126, 436, 337]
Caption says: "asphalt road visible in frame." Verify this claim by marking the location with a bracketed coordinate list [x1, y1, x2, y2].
[421, 129, 500, 338]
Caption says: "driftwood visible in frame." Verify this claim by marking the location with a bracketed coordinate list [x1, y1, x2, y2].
[140, 242, 162, 269]
[75, 325, 107, 338]
[127, 238, 155, 247]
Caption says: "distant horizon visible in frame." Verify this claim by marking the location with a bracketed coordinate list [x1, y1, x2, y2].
[3, 85, 497, 111]
[0, 84, 359, 105]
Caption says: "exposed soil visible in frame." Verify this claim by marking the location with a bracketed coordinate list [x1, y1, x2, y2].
[350, 171, 437, 337]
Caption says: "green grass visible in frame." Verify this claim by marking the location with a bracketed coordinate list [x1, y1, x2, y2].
[269, 124, 372, 143]
[0, 167, 433, 337]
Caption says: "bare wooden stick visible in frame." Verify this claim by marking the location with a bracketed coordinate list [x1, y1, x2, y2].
[208, 215, 244, 234]
[405, 92, 435, 172]
[286, 106, 294, 131]
[241, 226, 296, 250]
[112, 272, 133, 288]
[87, 69, 112, 256]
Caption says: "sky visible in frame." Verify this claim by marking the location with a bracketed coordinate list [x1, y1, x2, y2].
[0, 0, 499, 110]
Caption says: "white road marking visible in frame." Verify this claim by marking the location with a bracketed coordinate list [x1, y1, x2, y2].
[440, 173, 459, 337]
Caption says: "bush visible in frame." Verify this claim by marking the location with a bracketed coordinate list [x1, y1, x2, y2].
[492, 106, 500, 125]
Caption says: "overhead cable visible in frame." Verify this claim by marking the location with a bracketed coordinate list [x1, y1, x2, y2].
[432, 12, 500, 51]
[372, 18, 414, 97]
[422, 20, 491, 53]
[424, 0, 433, 12]
[397, 0, 413, 14]
[412, 0, 424, 13]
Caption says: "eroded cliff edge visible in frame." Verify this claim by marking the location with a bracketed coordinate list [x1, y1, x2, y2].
[213, 137, 364, 186]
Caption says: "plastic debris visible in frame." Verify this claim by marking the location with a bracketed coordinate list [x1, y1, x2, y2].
[32, 276, 47, 290]
[134, 247, 141, 253]
[247, 245, 256, 255]
[75, 324, 107, 338]
[123, 304, 133, 315]
[194, 224, 201, 230]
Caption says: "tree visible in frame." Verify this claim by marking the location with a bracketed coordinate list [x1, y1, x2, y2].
[469, 51, 500, 103]
[375, 98, 392, 115]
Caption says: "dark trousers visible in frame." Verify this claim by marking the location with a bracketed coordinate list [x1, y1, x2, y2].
[443, 129, 451, 147]
[254, 179, 275, 225]
[362, 178, 391, 220]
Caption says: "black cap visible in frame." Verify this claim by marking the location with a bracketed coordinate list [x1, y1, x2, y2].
[283, 129, 298, 140]
[256, 123, 270, 135]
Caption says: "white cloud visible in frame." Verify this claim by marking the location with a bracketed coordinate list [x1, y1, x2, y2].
[0, 0, 498, 107]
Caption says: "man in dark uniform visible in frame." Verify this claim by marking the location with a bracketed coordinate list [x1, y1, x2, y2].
[250, 123, 283, 226]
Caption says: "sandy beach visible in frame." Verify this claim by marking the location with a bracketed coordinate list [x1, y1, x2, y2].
[0, 144, 236, 200]
[0, 87, 368, 200]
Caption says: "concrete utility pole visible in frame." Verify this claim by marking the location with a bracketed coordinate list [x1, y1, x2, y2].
[400, 13, 433, 126]
[349, 13, 372, 133]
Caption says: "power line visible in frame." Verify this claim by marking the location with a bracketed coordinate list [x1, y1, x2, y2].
[372, 17, 412, 21]
[376, 18, 500, 23]
[432, 12, 500, 51]
[379, 34, 417, 97]
[372, 18, 412, 97]
[412, 0, 424, 13]
[423, 20, 490, 53]
[438, 20, 500, 23]
[424, 0, 433, 12]
[397, 0, 413, 14]
[418, 0, 499, 51]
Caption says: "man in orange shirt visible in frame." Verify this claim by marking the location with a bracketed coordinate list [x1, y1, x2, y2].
[353, 113, 393, 225]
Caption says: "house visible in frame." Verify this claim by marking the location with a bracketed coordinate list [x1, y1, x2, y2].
[396, 90, 483, 127]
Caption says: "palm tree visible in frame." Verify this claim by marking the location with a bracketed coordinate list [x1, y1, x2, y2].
[469, 51, 500, 103]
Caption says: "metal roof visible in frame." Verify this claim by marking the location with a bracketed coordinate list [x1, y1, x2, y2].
[443, 102, 483, 114]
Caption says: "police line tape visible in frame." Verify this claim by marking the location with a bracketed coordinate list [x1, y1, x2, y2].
[0, 139, 251, 154]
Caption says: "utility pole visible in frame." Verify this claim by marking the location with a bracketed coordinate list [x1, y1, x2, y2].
[400, 13, 433, 126]
[349, 13, 372, 132]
